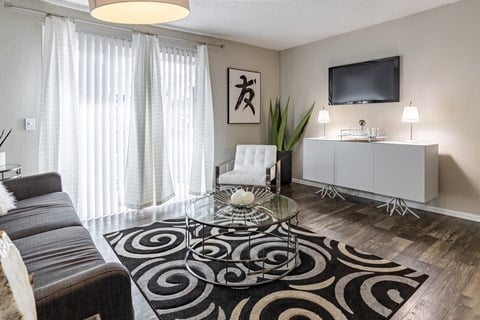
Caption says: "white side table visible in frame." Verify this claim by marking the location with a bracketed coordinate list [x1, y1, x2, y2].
[0, 164, 22, 181]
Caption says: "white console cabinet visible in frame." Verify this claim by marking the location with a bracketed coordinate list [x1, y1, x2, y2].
[303, 138, 438, 203]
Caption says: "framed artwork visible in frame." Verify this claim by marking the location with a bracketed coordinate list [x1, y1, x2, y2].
[228, 68, 261, 124]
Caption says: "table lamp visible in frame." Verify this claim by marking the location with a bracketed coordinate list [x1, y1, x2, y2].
[317, 107, 330, 138]
[401, 102, 419, 142]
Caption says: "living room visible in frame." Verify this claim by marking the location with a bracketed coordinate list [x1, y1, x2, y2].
[0, 0, 479, 319]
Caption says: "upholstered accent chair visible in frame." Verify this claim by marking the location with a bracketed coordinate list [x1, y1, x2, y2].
[216, 145, 281, 193]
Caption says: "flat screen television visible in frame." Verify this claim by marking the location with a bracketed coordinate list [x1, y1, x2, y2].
[328, 56, 400, 105]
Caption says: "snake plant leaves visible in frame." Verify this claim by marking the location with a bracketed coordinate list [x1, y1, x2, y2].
[269, 98, 315, 151]
[0, 128, 12, 148]
[276, 97, 290, 150]
[284, 102, 315, 151]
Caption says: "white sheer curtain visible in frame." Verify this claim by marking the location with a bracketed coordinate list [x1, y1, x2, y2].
[77, 32, 132, 220]
[159, 44, 196, 199]
[39, 17, 80, 206]
[40, 17, 133, 220]
[126, 41, 214, 203]
[157, 44, 214, 199]
[190, 45, 215, 195]
[40, 21, 215, 218]
[125, 34, 174, 209]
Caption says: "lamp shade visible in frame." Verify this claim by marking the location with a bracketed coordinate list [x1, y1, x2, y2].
[89, 0, 190, 24]
[401, 106, 419, 123]
[317, 109, 331, 123]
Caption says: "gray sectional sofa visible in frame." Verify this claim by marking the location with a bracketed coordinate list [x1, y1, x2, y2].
[1, 173, 134, 320]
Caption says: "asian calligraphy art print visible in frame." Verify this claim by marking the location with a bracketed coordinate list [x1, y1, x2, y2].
[228, 68, 261, 124]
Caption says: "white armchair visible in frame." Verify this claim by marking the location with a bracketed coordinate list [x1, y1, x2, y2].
[216, 145, 281, 193]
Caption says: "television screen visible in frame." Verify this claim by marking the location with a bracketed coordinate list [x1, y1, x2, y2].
[328, 56, 400, 105]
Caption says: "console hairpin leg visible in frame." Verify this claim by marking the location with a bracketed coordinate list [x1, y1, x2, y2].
[377, 197, 420, 218]
[315, 184, 345, 200]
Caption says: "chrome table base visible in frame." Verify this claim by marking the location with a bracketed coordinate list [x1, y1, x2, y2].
[185, 217, 299, 287]
[377, 197, 420, 218]
[315, 184, 345, 200]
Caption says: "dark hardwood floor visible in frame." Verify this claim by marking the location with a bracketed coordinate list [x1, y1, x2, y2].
[85, 183, 480, 320]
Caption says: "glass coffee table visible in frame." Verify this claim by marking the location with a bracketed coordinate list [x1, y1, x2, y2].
[0, 164, 22, 181]
[184, 188, 299, 287]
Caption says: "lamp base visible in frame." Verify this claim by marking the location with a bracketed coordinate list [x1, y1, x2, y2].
[402, 139, 419, 143]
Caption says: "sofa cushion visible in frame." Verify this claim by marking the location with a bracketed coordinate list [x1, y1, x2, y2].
[13, 226, 104, 289]
[0, 192, 82, 240]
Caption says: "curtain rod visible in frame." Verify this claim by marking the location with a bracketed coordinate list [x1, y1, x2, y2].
[4, 2, 225, 49]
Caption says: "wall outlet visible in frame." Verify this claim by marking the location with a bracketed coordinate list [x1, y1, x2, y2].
[25, 118, 35, 131]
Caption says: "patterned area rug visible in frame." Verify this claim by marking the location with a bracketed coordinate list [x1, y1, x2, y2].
[104, 218, 428, 320]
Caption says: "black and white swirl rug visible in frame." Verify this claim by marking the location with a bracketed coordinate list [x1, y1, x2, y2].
[104, 218, 428, 320]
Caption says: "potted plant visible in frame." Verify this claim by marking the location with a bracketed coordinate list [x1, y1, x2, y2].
[269, 98, 315, 184]
[0, 129, 13, 166]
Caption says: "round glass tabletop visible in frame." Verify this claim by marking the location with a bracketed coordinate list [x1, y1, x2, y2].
[186, 189, 299, 229]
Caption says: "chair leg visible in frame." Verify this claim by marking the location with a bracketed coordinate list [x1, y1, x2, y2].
[265, 168, 271, 192]
[276, 160, 281, 194]
[215, 166, 220, 191]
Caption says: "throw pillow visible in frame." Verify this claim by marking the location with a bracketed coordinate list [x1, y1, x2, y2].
[0, 230, 37, 320]
[0, 182, 16, 215]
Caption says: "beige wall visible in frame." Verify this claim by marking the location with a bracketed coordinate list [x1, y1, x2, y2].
[280, 0, 480, 215]
[0, 0, 279, 175]
[0, 5, 42, 175]
[2, 0, 478, 216]
[209, 43, 279, 164]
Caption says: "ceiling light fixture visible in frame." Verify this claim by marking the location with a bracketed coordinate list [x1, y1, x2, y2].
[88, 0, 190, 24]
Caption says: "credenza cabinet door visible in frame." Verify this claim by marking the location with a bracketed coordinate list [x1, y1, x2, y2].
[374, 143, 438, 202]
[334, 142, 374, 192]
[303, 139, 334, 184]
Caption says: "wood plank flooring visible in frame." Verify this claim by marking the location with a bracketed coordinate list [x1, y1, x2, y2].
[85, 183, 480, 320]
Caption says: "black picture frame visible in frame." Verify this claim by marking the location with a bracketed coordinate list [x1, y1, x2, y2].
[227, 68, 261, 124]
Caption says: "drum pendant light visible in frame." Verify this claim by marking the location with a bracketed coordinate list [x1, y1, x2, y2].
[89, 0, 190, 24]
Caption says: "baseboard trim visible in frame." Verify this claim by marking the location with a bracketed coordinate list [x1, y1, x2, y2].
[292, 178, 480, 223]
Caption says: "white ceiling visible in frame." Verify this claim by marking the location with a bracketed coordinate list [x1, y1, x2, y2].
[44, 0, 462, 50]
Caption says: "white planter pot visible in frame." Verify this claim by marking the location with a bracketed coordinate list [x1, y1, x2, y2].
[0, 152, 5, 166]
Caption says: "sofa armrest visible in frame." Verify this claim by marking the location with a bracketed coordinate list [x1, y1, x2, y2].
[34, 262, 133, 320]
[3, 172, 62, 201]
